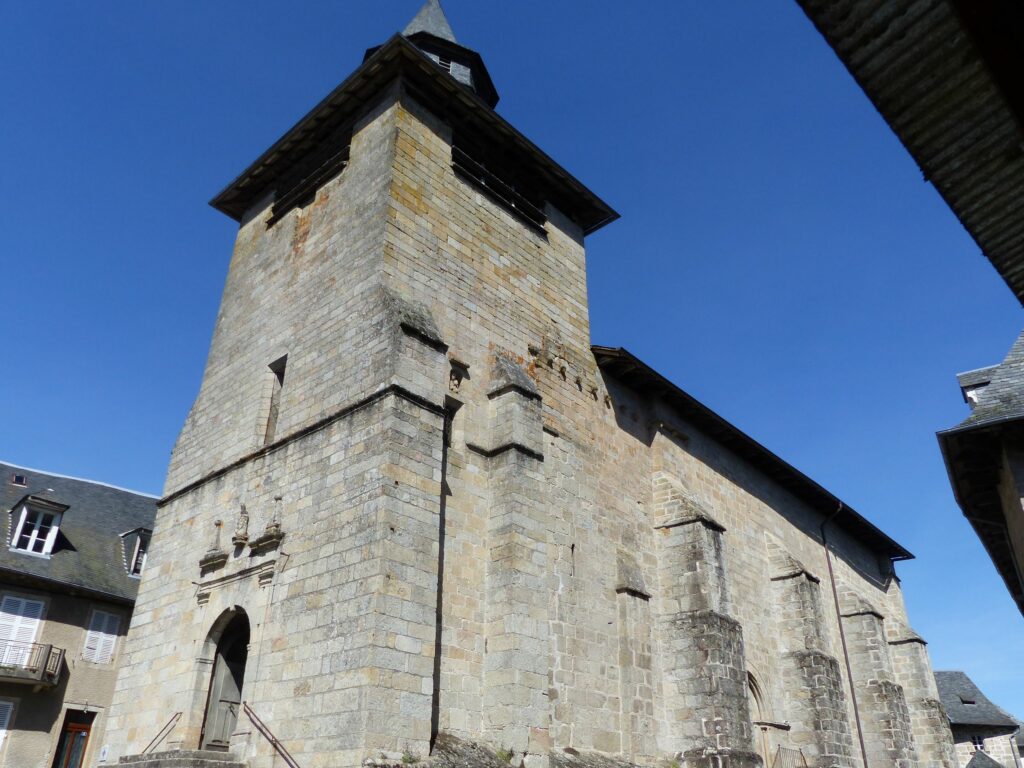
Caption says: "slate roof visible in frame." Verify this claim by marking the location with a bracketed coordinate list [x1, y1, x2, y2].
[0, 461, 157, 604]
[949, 331, 1024, 432]
[937, 330, 1024, 616]
[210, 33, 614, 233]
[935, 671, 1019, 729]
[403, 0, 457, 43]
[966, 751, 1005, 768]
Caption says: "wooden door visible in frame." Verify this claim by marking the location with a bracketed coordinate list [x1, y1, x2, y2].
[200, 627, 247, 751]
[51, 716, 93, 768]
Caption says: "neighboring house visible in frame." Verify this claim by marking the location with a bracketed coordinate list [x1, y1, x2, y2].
[98, 3, 955, 768]
[796, 0, 1024, 616]
[938, 334, 1024, 616]
[936, 671, 1022, 768]
[0, 461, 156, 768]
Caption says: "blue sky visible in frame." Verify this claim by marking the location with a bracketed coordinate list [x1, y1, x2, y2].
[2, 1, 1022, 716]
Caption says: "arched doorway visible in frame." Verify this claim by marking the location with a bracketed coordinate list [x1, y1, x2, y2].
[200, 610, 249, 751]
[747, 672, 770, 766]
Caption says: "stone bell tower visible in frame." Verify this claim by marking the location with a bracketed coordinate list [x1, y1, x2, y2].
[100, 2, 616, 767]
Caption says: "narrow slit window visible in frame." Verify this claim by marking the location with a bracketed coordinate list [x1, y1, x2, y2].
[264, 355, 288, 445]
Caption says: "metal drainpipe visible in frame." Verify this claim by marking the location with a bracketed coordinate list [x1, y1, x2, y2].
[821, 503, 870, 768]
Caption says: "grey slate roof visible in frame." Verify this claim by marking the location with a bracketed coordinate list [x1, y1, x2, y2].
[966, 752, 1004, 768]
[938, 330, 1024, 616]
[935, 671, 1019, 729]
[950, 331, 1024, 432]
[0, 461, 157, 603]
[403, 0, 457, 43]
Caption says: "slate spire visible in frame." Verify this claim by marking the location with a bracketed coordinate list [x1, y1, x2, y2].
[403, 0, 457, 43]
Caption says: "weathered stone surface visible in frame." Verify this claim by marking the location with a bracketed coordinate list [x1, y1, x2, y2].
[98, 20, 950, 768]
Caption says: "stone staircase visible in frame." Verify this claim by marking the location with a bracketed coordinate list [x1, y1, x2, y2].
[117, 750, 246, 768]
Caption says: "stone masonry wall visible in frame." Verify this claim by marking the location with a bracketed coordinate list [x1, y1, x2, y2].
[839, 594, 918, 768]
[102, 75, 949, 768]
[951, 727, 1021, 768]
[770, 549, 854, 768]
[887, 622, 956, 768]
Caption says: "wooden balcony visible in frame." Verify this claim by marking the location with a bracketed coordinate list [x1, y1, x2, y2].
[0, 641, 64, 686]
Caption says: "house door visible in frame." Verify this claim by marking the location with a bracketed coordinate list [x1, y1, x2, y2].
[50, 710, 94, 768]
[200, 615, 249, 751]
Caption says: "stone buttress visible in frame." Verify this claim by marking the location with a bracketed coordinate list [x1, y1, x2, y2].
[838, 592, 919, 768]
[651, 471, 761, 768]
[768, 546, 855, 768]
[886, 619, 957, 767]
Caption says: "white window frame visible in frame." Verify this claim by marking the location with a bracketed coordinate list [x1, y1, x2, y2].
[0, 595, 45, 667]
[971, 734, 985, 752]
[129, 533, 149, 577]
[9, 503, 62, 557]
[81, 610, 120, 665]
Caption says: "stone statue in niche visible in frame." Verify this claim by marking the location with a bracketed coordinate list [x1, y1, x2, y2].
[232, 504, 249, 547]
[448, 358, 468, 394]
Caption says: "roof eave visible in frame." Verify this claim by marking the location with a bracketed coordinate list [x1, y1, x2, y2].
[593, 345, 913, 561]
[209, 35, 618, 235]
[937, 420, 1024, 615]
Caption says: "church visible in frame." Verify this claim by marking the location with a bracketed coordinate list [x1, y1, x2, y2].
[100, 4, 956, 767]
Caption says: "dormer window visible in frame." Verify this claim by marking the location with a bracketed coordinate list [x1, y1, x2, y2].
[10, 497, 67, 557]
[120, 527, 152, 577]
[10, 475, 26, 487]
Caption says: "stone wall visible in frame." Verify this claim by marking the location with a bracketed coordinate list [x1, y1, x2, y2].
[769, 548, 854, 768]
[950, 727, 1021, 768]
[99, 79, 949, 768]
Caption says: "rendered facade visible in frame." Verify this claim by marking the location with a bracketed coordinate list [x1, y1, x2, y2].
[0, 461, 155, 768]
[100, 4, 956, 768]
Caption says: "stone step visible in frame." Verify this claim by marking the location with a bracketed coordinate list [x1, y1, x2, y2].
[118, 749, 246, 768]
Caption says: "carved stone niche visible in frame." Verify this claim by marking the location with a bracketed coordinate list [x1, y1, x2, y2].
[448, 357, 469, 394]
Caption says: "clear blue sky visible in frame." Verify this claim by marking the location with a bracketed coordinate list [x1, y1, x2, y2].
[2, 1, 1021, 717]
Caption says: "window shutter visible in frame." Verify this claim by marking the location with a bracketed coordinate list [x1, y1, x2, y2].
[0, 596, 44, 666]
[0, 700, 12, 746]
[83, 610, 120, 664]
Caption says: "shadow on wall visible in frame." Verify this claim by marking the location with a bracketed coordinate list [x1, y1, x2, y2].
[602, 373, 896, 592]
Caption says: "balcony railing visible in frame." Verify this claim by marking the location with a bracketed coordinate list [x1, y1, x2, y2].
[0, 641, 64, 686]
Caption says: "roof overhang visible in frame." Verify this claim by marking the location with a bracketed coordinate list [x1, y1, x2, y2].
[594, 346, 913, 562]
[210, 34, 618, 235]
[0, 566, 135, 606]
[937, 417, 1024, 615]
[796, 0, 1024, 305]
